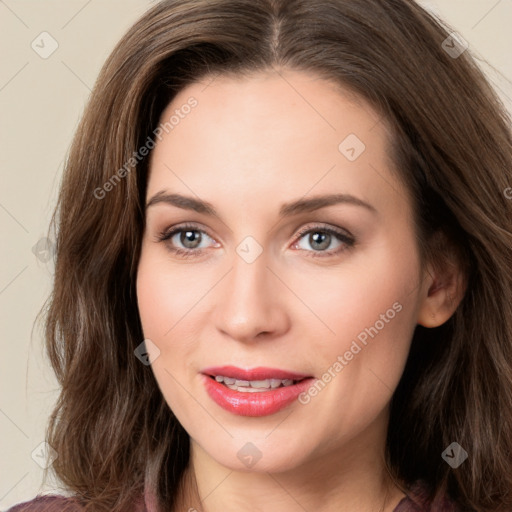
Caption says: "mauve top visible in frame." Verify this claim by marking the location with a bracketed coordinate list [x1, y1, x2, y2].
[6, 480, 460, 511]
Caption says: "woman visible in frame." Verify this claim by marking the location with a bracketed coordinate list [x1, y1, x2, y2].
[8, 0, 512, 511]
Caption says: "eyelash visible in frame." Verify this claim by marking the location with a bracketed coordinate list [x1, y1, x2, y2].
[155, 222, 355, 259]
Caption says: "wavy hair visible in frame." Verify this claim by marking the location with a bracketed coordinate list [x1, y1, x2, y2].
[40, 0, 512, 510]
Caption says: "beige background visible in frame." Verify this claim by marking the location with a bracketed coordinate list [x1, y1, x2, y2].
[1, 0, 511, 509]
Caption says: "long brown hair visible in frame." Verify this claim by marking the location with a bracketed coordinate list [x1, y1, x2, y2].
[41, 0, 512, 510]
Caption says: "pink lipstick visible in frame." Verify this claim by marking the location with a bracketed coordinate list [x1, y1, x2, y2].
[202, 366, 315, 417]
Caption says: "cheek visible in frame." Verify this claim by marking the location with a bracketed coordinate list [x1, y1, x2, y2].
[136, 249, 190, 390]
[290, 259, 419, 445]
[136, 246, 203, 342]
[136, 248, 198, 412]
[136, 259, 169, 342]
[136, 244, 215, 377]
[290, 232, 421, 386]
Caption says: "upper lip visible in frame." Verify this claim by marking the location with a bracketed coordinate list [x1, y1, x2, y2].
[202, 365, 312, 381]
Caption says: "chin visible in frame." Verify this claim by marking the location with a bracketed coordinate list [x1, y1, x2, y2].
[194, 433, 314, 474]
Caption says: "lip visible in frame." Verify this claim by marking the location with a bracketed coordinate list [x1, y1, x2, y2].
[201, 366, 315, 417]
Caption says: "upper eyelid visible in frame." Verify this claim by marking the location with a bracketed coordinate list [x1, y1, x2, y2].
[295, 223, 353, 239]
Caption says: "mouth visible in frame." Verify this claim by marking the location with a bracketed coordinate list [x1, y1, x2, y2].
[207, 374, 307, 392]
[201, 366, 315, 416]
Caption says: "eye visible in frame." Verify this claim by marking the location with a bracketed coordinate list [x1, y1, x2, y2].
[291, 224, 355, 258]
[155, 223, 218, 258]
[155, 222, 355, 259]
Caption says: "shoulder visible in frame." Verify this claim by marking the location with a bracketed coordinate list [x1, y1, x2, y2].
[393, 480, 462, 512]
[5, 494, 84, 512]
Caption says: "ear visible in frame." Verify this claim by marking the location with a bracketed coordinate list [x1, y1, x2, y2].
[417, 237, 467, 328]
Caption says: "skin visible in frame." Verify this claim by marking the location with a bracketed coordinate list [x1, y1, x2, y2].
[136, 69, 465, 512]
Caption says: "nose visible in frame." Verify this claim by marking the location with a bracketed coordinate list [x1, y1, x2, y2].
[213, 246, 290, 344]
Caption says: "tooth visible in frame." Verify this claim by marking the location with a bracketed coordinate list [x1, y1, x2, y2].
[220, 377, 299, 392]
[249, 379, 271, 389]
[225, 382, 265, 392]
[270, 379, 282, 388]
[235, 386, 267, 392]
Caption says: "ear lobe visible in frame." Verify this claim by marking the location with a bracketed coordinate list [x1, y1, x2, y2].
[417, 258, 467, 328]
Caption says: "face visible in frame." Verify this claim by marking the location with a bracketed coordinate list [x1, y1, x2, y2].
[137, 69, 428, 474]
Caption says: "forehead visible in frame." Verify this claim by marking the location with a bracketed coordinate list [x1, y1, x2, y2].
[147, 70, 405, 216]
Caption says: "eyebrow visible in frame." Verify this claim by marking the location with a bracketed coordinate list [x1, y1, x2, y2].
[145, 191, 377, 217]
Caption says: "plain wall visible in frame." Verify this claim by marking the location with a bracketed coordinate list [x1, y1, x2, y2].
[1, 0, 511, 509]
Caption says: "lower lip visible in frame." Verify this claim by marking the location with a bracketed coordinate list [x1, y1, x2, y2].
[202, 374, 315, 417]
